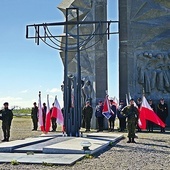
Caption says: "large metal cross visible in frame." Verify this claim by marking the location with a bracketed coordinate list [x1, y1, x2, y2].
[26, 8, 118, 136]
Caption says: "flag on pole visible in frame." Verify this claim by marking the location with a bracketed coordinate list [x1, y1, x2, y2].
[38, 91, 45, 132]
[45, 94, 51, 133]
[102, 95, 112, 119]
[138, 96, 165, 129]
[51, 96, 64, 126]
[126, 94, 129, 106]
[113, 96, 119, 108]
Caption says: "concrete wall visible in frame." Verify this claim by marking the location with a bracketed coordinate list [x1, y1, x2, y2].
[119, 0, 170, 125]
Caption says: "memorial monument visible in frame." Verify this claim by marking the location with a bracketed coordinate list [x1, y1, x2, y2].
[26, 0, 117, 133]
[119, 0, 170, 125]
[58, 0, 108, 107]
[58, 0, 108, 129]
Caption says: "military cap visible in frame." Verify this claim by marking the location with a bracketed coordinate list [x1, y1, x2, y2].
[120, 99, 124, 103]
[3, 102, 9, 105]
[137, 97, 142, 101]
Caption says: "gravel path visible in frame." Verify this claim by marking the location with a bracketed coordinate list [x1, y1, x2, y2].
[0, 131, 169, 170]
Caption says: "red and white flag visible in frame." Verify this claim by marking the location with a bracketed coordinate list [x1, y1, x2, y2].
[45, 94, 51, 133]
[113, 96, 119, 108]
[138, 96, 165, 129]
[38, 91, 45, 132]
[51, 96, 64, 126]
[102, 95, 112, 119]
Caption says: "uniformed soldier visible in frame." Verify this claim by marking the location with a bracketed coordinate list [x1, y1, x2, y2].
[82, 101, 93, 132]
[121, 98, 139, 143]
[0, 102, 13, 142]
[31, 102, 38, 131]
[157, 98, 168, 132]
[117, 99, 126, 132]
[95, 100, 104, 132]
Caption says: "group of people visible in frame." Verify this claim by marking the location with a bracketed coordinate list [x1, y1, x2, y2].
[0, 101, 58, 142]
[82, 97, 169, 143]
[31, 102, 57, 132]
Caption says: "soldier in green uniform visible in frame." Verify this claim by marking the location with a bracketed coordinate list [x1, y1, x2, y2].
[31, 102, 38, 131]
[121, 99, 139, 143]
[0, 102, 13, 142]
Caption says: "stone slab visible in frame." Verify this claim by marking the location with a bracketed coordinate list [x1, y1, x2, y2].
[14, 137, 72, 153]
[0, 137, 53, 153]
[86, 133, 124, 142]
[43, 133, 124, 155]
[0, 153, 84, 165]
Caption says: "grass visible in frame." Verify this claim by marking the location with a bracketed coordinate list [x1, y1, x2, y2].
[0, 117, 43, 141]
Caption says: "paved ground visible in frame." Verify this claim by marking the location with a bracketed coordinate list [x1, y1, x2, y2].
[0, 129, 169, 169]
[0, 132, 123, 166]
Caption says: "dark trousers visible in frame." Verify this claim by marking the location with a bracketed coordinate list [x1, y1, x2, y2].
[51, 117, 57, 131]
[160, 117, 166, 132]
[2, 123, 11, 140]
[147, 121, 154, 132]
[119, 117, 126, 131]
[32, 118, 38, 130]
[85, 117, 91, 130]
[97, 117, 104, 131]
[109, 117, 115, 130]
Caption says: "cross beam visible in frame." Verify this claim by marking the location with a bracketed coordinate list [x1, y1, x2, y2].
[26, 8, 119, 136]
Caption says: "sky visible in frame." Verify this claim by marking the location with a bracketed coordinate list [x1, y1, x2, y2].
[0, 0, 118, 109]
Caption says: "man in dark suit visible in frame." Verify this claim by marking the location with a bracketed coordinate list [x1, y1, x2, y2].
[0, 102, 13, 142]
[157, 98, 168, 132]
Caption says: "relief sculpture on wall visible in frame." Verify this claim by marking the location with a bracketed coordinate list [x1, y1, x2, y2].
[137, 52, 170, 93]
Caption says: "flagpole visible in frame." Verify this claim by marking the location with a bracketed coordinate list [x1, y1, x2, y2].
[142, 87, 145, 96]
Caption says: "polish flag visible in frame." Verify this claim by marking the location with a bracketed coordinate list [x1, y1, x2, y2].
[113, 96, 119, 108]
[51, 96, 64, 126]
[102, 95, 112, 119]
[45, 94, 51, 133]
[38, 91, 45, 132]
[139, 96, 165, 129]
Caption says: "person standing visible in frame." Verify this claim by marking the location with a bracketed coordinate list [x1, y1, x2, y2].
[82, 101, 93, 132]
[147, 99, 155, 132]
[95, 100, 104, 132]
[50, 103, 57, 132]
[121, 99, 139, 143]
[0, 102, 13, 142]
[31, 102, 38, 131]
[108, 100, 117, 132]
[157, 98, 168, 132]
[42, 103, 47, 131]
[117, 100, 126, 132]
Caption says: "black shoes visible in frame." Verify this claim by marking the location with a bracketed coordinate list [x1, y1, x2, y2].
[97, 130, 103, 132]
[1, 139, 9, 142]
[131, 140, 136, 143]
[127, 138, 136, 143]
[85, 129, 90, 132]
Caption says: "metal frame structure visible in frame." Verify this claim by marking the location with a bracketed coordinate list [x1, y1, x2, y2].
[26, 8, 118, 136]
